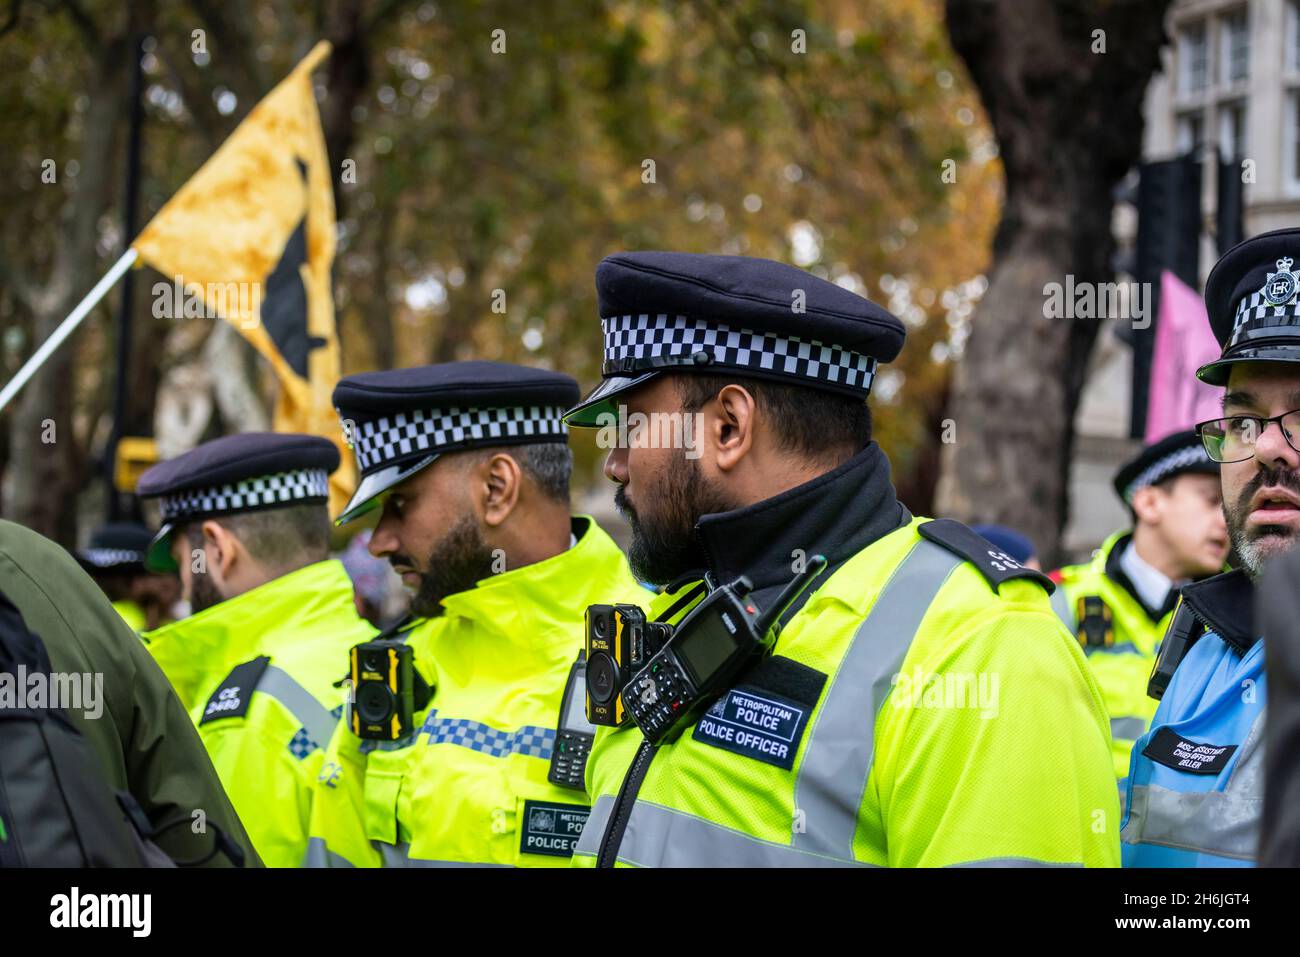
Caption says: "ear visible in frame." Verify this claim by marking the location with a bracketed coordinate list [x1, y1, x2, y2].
[711, 384, 757, 473]
[200, 519, 240, 583]
[478, 452, 523, 528]
[1130, 485, 1164, 527]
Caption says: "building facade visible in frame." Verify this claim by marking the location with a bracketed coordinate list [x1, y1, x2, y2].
[1064, 0, 1300, 558]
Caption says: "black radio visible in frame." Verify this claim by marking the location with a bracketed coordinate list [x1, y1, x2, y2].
[548, 652, 598, 790]
[584, 604, 674, 727]
[616, 556, 826, 745]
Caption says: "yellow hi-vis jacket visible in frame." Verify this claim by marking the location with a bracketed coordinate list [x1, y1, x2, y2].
[111, 599, 147, 633]
[1048, 531, 1171, 781]
[575, 516, 1120, 867]
[144, 560, 375, 867]
[304, 517, 647, 867]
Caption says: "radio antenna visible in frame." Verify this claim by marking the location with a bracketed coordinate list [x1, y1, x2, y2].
[754, 554, 828, 636]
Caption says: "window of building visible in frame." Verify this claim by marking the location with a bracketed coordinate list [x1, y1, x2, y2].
[1178, 111, 1205, 154]
[1220, 8, 1249, 85]
[1219, 100, 1247, 160]
[1180, 21, 1209, 94]
[1288, 90, 1300, 190]
[1289, 0, 1300, 71]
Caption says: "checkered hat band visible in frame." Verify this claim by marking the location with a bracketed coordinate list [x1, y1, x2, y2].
[1124, 445, 1213, 502]
[349, 405, 568, 472]
[82, 548, 145, 567]
[418, 710, 556, 760]
[602, 314, 878, 392]
[159, 468, 331, 521]
[1230, 288, 1300, 345]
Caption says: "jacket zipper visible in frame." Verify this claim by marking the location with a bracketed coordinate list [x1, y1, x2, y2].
[597, 738, 657, 867]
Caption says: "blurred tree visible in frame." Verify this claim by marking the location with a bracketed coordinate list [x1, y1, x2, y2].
[936, 0, 1172, 566]
[1, 0, 999, 544]
[0, 2, 135, 543]
[331, 0, 1000, 502]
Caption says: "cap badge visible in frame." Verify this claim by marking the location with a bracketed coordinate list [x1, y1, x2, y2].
[1263, 256, 1298, 307]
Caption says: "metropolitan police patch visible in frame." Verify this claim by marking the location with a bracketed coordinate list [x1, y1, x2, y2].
[518, 800, 590, 857]
[692, 687, 811, 771]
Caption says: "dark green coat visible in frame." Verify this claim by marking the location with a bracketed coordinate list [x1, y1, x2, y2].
[0, 519, 261, 867]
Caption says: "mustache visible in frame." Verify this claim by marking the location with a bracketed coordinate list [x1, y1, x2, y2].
[1235, 466, 1300, 515]
[388, 553, 416, 572]
[613, 484, 638, 523]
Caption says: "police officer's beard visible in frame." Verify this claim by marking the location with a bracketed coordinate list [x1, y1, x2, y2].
[405, 515, 497, 618]
[188, 569, 224, 615]
[615, 459, 737, 586]
[1226, 466, 1300, 577]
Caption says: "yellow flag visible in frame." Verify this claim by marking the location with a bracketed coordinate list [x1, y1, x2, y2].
[132, 41, 355, 515]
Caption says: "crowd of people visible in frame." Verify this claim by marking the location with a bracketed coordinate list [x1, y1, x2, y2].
[2, 235, 1298, 868]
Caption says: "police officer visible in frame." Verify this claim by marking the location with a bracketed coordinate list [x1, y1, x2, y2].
[566, 251, 1119, 867]
[1049, 431, 1227, 781]
[306, 361, 645, 867]
[75, 521, 180, 632]
[136, 432, 376, 867]
[1123, 228, 1300, 867]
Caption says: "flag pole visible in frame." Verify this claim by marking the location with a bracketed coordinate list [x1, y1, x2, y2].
[0, 247, 139, 415]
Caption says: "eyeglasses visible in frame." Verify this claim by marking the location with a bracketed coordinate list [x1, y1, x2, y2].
[1197, 408, 1300, 463]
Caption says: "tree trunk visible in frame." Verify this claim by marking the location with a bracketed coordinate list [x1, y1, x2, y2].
[3, 30, 129, 544]
[936, 0, 1171, 567]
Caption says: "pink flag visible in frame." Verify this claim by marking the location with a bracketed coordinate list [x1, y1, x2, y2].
[1146, 270, 1223, 441]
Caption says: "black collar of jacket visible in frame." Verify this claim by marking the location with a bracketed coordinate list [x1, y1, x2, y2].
[1103, 532, 1181, 623]
[1178, 568, 1257, 653]
[693, 442, 910, 616]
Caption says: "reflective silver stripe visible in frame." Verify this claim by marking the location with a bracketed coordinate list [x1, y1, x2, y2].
[1086, 642, 1142, 657]
[948, 857, 1082, 867]
[1121, 713, 1263, 861]
[615, 800, 869, 867]
[574, 794, 614, 859]
[379, 841, 508, 868]
[792, 539, 963, 860]
[303, 836, 354, 868]
[1049, 584, 1074, 630]
[1110, 716, 1149, 741]
[379, 842, 409, 868]
[257, 664, 338, 749]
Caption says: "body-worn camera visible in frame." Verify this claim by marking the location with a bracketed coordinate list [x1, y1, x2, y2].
[584, 605, 673, 726]
[1076, 595, 1114, 649]
[586, 556, 827, 744]
[349, 637, 430, 740]
[1148, 599, 1206, 701]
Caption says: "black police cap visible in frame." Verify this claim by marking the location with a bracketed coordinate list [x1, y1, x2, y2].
[136, 432, 339, 571]
[332, 360, 579, 525]
[1112, 429, 1218, 505]
[76, 521, 154, 573]
[565, 251, 906, 427]
[1200, 227, 1300, 385]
